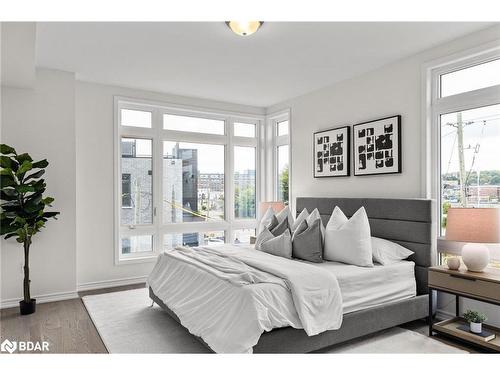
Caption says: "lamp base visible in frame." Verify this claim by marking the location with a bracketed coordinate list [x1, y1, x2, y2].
[461, 243, 490, 272]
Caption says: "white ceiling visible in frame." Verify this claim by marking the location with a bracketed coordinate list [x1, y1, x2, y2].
[35, 22, 493, 107]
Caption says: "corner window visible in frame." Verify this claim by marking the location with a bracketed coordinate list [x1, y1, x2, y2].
[269, 112, 290, 206]
[427, 50, 500, 266]
[115, 99, 263, 262]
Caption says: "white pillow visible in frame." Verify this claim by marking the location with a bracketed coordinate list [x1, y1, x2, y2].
[276, 206, 294, 230]
[371, 237, 414, 265]
[291, 208, 309, 232]
[306, 208, 325, 241]
[324, 206, 373, 267]
[257, 207, 275, 235]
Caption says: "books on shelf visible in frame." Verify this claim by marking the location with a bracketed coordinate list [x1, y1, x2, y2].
[456, 324, 496, 342]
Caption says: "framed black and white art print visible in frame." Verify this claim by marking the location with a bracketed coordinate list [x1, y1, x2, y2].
[313, 126, 350, 178]
[353, 115, 401, 176]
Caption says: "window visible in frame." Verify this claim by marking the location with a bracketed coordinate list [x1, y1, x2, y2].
[440, 58, 500, 97]
[121, 235, 153, 255]
[234, 146, 256, 219]
[427, 48, 500, 268]
[122, 174, 132, 208]
[163, 114, 225, 135]
[120, 138, 153, 226]
[440, 104, 500, 232]
[277, 120, 289, 136]
[233, 228, 255, 244]
[234, 122, 256, 138]
[277, 145, 289, 204]
[163, 141, 225, 223]
[121, 109, 152, 128]
[269, 112, 290, 206]
[115, 99, 262, 262]
[164, 231, 225, 249]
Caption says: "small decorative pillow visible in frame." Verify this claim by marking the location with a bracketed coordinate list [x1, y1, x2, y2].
[306, 208, 325, 242]
[292, 218, 323, 263]
[371, 237, 414, 265]
[291, 219, 308, 241]
[324, 206, 373, 267]
[267, 215, 279, 232]
[276, 206, 294, 231]
[255, 227, 275, 250]
[258, 207, 275, 234]
[291, 208, 309, 232]
[260, 229, 292, 259]
[271, 217, 289, 236]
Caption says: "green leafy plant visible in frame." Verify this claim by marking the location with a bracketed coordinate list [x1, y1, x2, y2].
[463, 309, 487, 324]
[0, 144, 60, 304]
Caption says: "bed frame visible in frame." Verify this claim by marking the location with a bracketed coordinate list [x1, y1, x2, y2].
[149, 197, 435, 353]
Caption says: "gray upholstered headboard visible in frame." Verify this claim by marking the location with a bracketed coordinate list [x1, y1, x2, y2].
[296, 197, 435, 295]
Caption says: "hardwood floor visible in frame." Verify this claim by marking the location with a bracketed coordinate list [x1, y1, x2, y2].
[1, 296, 107, 353]
[1, 284, 476, 354]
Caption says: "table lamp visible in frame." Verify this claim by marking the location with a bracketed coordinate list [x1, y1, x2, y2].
[259, 201, 285, 216]
[445, 208, 500, 272]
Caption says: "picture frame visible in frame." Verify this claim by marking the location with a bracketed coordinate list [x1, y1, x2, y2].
[313, 125, 350, 178]
[353, 115, 401, 176]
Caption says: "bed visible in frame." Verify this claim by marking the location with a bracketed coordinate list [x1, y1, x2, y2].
[148, 197, 434, 353]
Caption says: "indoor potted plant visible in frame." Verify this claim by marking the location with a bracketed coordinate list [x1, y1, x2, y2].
[463, 309, 487, 334]
[0, 144, 60, 315]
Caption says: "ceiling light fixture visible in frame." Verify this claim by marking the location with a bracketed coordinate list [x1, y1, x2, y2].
[226, 21, 263, 36]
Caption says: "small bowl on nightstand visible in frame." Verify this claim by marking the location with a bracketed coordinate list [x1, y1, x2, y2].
[446, 256, 461, 270]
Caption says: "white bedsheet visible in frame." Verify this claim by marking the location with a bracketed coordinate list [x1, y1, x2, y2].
[147, 244, 342, 353]
[311, 261, 416, 313]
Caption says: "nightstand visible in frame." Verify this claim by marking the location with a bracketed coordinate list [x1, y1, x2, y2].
[428, 265, 500, 352]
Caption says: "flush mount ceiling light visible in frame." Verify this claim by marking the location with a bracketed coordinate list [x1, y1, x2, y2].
[226, 21, 263, 36]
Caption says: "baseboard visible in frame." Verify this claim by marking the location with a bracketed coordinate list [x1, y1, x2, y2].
[0, 290, 79, 310]
[77, 275, 148, 292]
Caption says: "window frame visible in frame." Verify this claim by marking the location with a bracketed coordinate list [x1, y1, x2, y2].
[114, 97, 263, 264]
[422, 41, 500, 262]
[267, 110, 291, 209]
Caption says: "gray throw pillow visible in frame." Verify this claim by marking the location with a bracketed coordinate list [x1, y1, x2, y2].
[271, 217, 289, 236]
[292, 218, 323, 263]
[267, 215, 279, 232]
[291, 219, 308, 241]
[255, 227, 274, 250]
[260, 229, 292, 259]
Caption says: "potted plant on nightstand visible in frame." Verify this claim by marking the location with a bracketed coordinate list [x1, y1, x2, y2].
[463, 310, 487, 334]
[0, 144, 60, 315]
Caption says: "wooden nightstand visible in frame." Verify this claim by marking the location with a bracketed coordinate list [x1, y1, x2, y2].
[428, 265, 500, 352]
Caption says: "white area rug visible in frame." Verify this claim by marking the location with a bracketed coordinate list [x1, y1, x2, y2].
[83, 288, 466, 354]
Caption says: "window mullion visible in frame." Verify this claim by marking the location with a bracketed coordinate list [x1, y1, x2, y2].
[153, 107, 163, 254]
[226, 118, 235, 243]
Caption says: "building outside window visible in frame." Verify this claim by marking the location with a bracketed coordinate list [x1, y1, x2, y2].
[115, 99, 263, 262]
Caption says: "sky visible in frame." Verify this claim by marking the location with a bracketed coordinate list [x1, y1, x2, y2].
[164, 142, 256, 173]
[441, 104, 500, 175]
[440, 59, 500, 177]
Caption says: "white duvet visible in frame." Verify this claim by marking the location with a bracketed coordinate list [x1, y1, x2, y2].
[147, 244, 343, 353]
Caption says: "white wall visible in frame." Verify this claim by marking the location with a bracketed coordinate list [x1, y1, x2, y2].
[75, 81, 264, 289]
[268, 25, 500, 202]
[1, 68, 77, 306]
[267, 25, 500, 325]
